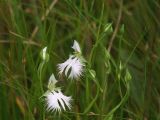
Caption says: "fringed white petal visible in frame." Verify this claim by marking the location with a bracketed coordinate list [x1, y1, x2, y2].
[57, 56, 73, 74]
[45, 90, 72, 113]
[58, 56, 84, 79]
[68, 58, 84, 79]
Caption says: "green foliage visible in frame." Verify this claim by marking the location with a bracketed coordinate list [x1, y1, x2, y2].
[0, 0, 160, 120]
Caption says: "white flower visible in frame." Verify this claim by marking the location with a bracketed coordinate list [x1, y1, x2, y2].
[42, 47, 47, 60]
[72, 40, 81, 53]
[43, 74, 72, 113]
[40, 46, 49, 61]
[58, 40, 85, 79]
[58, 55, 85, 79]
[45, 90, 72, 113]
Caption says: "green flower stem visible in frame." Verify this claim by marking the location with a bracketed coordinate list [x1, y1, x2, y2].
[104, 82, 130, 120]
[101, 76, 108, 116]
[37, 61, 46, 120]
[83, 87, 100, 114]
[118, 79, 123, 98]
[75, 80, 81, 120]
[85, 77, 90, 105]
[83, 82, 100, 114]
[38, 61, 45, 93]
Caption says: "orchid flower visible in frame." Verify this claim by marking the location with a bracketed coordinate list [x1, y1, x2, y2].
[43, 74, 72, 113]
[58, 40, 85, 79]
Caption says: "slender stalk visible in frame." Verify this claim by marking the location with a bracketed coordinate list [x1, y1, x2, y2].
[75, 80, 81, 120]
[108, 0, 123, 52]
[37, 61, 45, 120]
[85, 77, 89, 105]
[104, 82, 130, 120]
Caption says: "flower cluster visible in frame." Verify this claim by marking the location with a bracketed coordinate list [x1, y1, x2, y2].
[41, 40, 85, 113]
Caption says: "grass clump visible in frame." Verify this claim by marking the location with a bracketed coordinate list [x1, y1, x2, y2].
[0, 0, 160, 120]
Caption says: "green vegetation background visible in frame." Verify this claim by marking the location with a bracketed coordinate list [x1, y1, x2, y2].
[0, 0, 160, 120]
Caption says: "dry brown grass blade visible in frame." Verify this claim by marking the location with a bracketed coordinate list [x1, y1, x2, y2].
[29, 0, 58, 42]
[107, 0, 123, 52]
